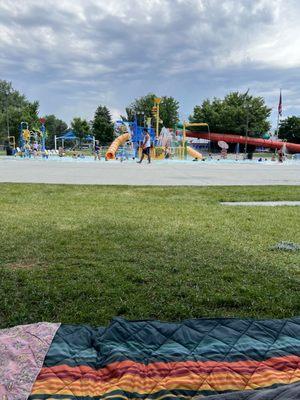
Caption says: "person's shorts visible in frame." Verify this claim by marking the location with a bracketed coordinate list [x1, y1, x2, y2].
[142, 147, 150, 155]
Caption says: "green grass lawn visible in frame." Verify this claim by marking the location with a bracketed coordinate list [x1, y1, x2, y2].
[0, 184, 299, 328]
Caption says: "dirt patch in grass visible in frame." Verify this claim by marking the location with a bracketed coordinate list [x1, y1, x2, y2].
[5, 261, 39, 270]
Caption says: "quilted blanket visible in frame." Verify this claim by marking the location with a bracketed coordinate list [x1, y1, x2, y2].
[28, 317, 300, 399]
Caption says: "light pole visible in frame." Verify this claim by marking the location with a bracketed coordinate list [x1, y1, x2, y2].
[244, 106, 250, 156]
[5, 90, 10, 138]
[1, 86, 10, 138]
[243, 89, 250, 156]
[154, 98, 161, 139]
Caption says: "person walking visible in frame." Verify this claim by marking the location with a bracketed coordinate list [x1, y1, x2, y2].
[137, 129, 151, 164]
[94, 140, 101, 161]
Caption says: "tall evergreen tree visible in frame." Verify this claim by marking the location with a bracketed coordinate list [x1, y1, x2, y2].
[92, 106, 114, 145]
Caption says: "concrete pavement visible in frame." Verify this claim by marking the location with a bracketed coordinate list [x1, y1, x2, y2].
[221, 201, 300, 206]
[0, 158, 300, 186]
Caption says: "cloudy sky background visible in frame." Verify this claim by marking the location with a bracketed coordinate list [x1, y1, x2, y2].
[1, 0, 300, 129]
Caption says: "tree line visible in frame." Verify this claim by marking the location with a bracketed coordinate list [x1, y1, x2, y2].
[0, 80, 116, 147]
[0, 79, 299, 146]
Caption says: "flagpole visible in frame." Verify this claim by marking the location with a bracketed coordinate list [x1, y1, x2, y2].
[243, 88, 250, 156]
[276, 112, 280, 138]
[276, 89, 282, 138]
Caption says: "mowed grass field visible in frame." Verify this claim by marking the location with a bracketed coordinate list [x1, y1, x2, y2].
[0, 184, 299, 328]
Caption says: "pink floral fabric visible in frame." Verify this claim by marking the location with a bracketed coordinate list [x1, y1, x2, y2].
[0, 322, 60, 400]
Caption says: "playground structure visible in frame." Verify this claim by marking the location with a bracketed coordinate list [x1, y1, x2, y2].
[5, 98, 300, 161]
[8, 136, 15, 148]
[105, 99, 206, 161]
[106, 115, 157, 160]
[8, 123, 96, 157]
[183, 123, 210, 160]
[106, 123, 190, 161]
[105, 105, 300, 161]
[19, 119, 47, 153]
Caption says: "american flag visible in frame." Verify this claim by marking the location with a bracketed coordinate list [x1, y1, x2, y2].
[278, 90, 282, 117]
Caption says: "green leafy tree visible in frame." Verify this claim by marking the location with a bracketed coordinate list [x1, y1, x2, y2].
[278, 116, 300, 144]
[126, 93, 180, 128]
[43, 115, 68, 148]
[122, 107, 135, 123]
[92, 106, 114, 145]
[159, 96, 180, 128]
[126, 93, 156, 123]
[71, 117, 91, 146]
[0, 80, 39, 143]
[190, 92, 271, 136]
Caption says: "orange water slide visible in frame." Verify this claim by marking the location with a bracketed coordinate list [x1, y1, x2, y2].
[105, 133, 131, 160]
[187, 146, 203, 160]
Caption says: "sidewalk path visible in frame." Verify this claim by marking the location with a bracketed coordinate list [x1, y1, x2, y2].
[221, 201, 300, 206]
[0, 159, 299, 186]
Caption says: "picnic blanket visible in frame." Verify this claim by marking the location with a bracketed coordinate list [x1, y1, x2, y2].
[0, 322, 60, 400]
[28, 317, 300, 399]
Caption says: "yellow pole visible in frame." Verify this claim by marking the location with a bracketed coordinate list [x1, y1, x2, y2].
[183, 122, 186, 143]
[183, 122, 187, 159]
[156, 103, 160, 139]
[154, 97, 161, 139]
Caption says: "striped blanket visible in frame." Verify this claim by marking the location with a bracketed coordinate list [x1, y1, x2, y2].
[28, 317, 300, 399]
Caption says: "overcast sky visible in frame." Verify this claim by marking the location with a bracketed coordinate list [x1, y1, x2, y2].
[1, 0, 300, 129]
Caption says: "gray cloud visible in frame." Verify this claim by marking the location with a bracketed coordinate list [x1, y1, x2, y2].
[0, 0, 299, 127]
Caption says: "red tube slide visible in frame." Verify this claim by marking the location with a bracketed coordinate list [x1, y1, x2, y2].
[186, 132, 300, 153]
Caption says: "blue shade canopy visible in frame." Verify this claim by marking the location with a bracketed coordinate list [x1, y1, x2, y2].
[57, 130, 94, 142]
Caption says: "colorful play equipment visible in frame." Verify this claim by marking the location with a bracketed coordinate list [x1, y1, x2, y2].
[107, 127, 203, 161]
[182, 122, 208, 160]
[20, 121, 29, 148]
[8, 135, 16, 149]
[39, 118, 47, 151]
[106, 97, 300, 161]
[106, 98, 197, 161]
[106, 118, 300, 160]
[107, 119, 211, 161]
[19, 120, 47, 152]
[106, 114, 157, 160]
[4, 135, 16, 155]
